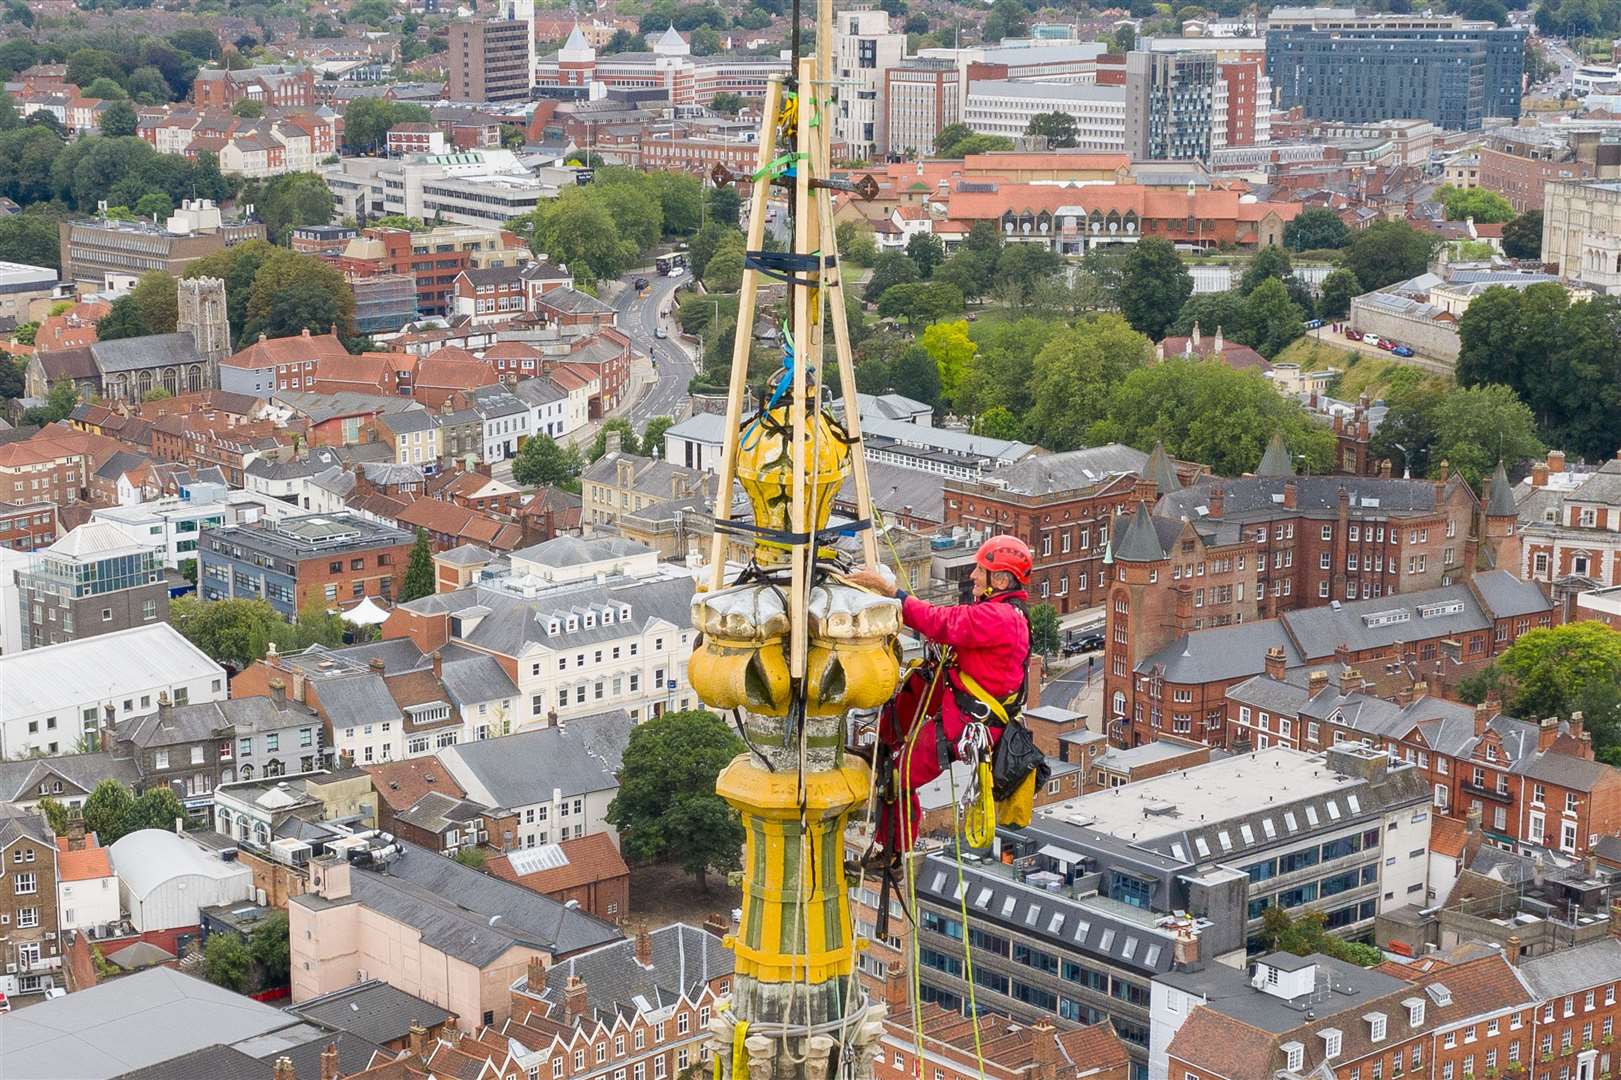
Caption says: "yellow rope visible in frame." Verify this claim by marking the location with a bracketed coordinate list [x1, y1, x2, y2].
[945, 764, 989, 1080]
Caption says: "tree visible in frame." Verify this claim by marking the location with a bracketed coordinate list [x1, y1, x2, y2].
[96, 296, 153, 341]
[1282, 207, 1351, 252]
[1437, 184, 1516, 224]
[453, 846, 487, 868]
[1028, 602, 1061, 656]
[906, 231, 945, 279]
[1502, 210, 1543, 260]
[524, 187, 637, 286]
[134, 192, 174, 220]
[864, 251, 920, 304]
[706, 184, 742, 227]
[919, 320, 977, 405]
[99, 100, 138, 137]
[1024, 111, 1078, 148]
[1239, 245, 1293, 295]
[588, 418, 641, 461]
[67, 48, 122, 89]
[1317, 268, 1360, 320]
[876, 281, 963, 325]
[933, 123, 977, 158]
[512, 433, 583, 488]
[1025, 315, 1153, 450]
[1461, 622, 1621, 764]
[982, 0, 1027, 41]
[36, 796, 69, 835]
[1170, 291, 1245, 339]
[1089, 359, 1337, 476]
[1239, 277, 1307, 359]
[232, 99, 265, 118]
[242, 249, 355, 344]
[604, 710, 745, 891]
[123, 787, 186, 834]
[886, 344, 942, 412]
[129, 271, 178, 334]
[702, 231, 746, 293]
[21, 380, 79, 426]
[399, 527, 434, 603]
[0, 213, 59, 269]
[1118, 238, 1192, 341]
[204, 931, 253, 992]
[1342, 221, 1436, 292]
[642, 416, 675, 453]
[343, 98, 432, 154]
[248, 911, 291, 988]
[994, 243, 1063, 303]
[247, 172, 335, 244]
[82, 780, 135, 845]
[836, 220, 878, 267]
[974, 405, 1022, 440]
[648, 171, 703, 236]
[1427, 384, 1543, 488]
[1259, 908, 1382, 967]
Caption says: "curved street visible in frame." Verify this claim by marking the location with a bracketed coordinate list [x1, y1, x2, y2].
[611, 271, 698, 430]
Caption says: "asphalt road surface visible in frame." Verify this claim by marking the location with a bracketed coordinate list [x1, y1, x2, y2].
[612, 271, 697, 429]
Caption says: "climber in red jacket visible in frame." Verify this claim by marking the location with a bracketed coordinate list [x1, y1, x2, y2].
[845, 535, 1033, 857]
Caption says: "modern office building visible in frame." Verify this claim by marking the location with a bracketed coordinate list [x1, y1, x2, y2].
[448, 11, 535, 103]
[57, 202, 266, 289]
[1125, 50, 1218, 162]
[885, 57, 959, 156]
[964, 81, 1129, 151]
[1265, 8, 1526, 130]
[198, 511, 415, 618]
[898, 744, 1430, 1078]
[15, 521, 169, 650]
[834, 7, 906, 160]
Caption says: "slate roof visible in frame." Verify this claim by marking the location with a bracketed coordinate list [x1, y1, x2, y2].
[1159, 473, 1467, 524]
[1256, 431, 1294, 476]
[538, 923, 732, 1023]
[438, 653, 519, 707]
[0, 804, 53, 849]
[285, 979, 454, 1047]
[1486, 459, 1517, 517]
[1568, 457, 1621, 506]
[1142, 441, 1181, 493]
[438, 723, 620, 806]
[314, 839, 621, 964]
[118, 697, 314, 750]
[89, 334, 201, 373]
[113, 1045, 276, 1080]
[1111, 501, 1169, 562]
[0, 752, 141, 803]
[395, 790, 486, 832]
[312, 673, 405, 730]
[963, 443, 1148, 497]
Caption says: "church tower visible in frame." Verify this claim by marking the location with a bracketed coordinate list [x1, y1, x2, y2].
[177, 277, 230, 391]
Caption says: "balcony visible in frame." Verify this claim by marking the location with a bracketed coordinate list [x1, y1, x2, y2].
[1460, 779, 1513, 804]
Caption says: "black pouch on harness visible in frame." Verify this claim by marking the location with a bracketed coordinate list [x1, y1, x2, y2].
[989, 718, 1049, 801]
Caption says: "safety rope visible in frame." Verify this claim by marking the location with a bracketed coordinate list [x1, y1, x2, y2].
[945, 765, 989, 1080]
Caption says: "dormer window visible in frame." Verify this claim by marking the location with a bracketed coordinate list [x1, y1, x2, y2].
[1366, 1012, 1387, 1042]
[1320, 1029, 1342, 1060]
[548, 619, 561, 635]
[619, 605, 631, 620]
[1282, 1042, 1304, 1072]
[1405, 997, 1426, 1026]
[567, 617, 578, 631]
[584, 612, 596, 628]
[602, 609, 614, 625]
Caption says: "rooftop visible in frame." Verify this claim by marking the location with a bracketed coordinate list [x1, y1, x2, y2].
[0, 625, 223, 724]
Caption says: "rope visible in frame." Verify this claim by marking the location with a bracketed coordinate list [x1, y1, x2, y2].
[945, 765, 989, 1080]
[896, 659, 948, 1080]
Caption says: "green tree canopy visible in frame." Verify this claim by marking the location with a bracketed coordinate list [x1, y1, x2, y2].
[248, 911, 291, 988]
[0, 213, 60, 269]
[343, 98, 430, 153]
[1028, 602, 1061, 655]
[82, 780, 134, 844]
[934, 124, 1012, 157]
[1317, 267, 1360, 320]
[1342, 221, 1437, 293]
[168, 595, 346, 671]
[1259, 908, 1382, 967]
[241, 248, 355, 344]
[906, 231, 945, 279]
[1025, 314, 1152, 451]
[399, 527, 434, 603]
[876, 280, 964, 325]
[1118, 238, 1192, 341]
[1024, 111, 1078, 148]
[244, 172, 335, 245]
[1282, 207, 1351, 251]
[1460, 622, 1621, 764]
[99, 100, 138, 137]
[512, 433, 584, 489]
[642, 415, 676, 453]
[836, 219, 878, 267]
[1437, 184, 1516, 224]
[204, 931, 253, 991]
[1501, 210, 1543, 260]
[1089, 359, 1336, 475]
[864, 250, 920, 304]
[588, 418, 641, 461]
[604, 710, 745, 890]
[1239, 245, 1293, 296]
[123, 787, 186, 834]
[1240, 277, 1307, 359]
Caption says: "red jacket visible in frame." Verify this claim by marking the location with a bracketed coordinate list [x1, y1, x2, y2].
[900, 590, 1030, 728]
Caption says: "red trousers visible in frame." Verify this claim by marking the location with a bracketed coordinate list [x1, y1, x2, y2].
[877, 668, 1002, 850]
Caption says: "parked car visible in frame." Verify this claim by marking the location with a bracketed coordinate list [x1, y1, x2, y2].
[0, 991, 10, 1013]
[654, 327, 668, 339]
[1345, 329, 1364, 341]
[43, 987, 65, 1000]
[1305, 318, 1323, 330]
[1393, 344, 1414, 357]
[1062, 631, 1105, 655]
[1377, 338, 1396, 351]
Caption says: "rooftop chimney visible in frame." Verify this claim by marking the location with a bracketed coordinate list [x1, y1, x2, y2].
[269, 678, 287, 708]
[883, 959, 909, 1010]
[432, 651, 443, 679]
[409, 1021, 428, 1062]
[1538, 716, 1558, 752]
[1307, 670, 1329, 695]
[157, 691, 172, 718]
[66, 809, 86, 851]
[1505, 935, 1521, 967]
[320, 1044, 340, 1080]
[1172, 928, 1201, 969]
[1340, 668, 1364, 695]
[1473, 701, 1493, 738]
[370, 657, 386, 672]
[635, 928, 653, 967]
[606, 429, 623, 456]
[1548, 450, 1566, 473]
[1264, 646, 1286, 681]
[564, 974, 589, 1025]
[1282, 479, 1297, 509]
[1531, 462, 1549, 488]
[527, 954, 547, 991]
[273, 1057, 296, 1080]
[702, 913, 729, 938]
[1207, 484, 1224, 518]
[1464, 803, 1483, 868]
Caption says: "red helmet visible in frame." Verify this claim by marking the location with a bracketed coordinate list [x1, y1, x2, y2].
[975, 535, 1032, 584]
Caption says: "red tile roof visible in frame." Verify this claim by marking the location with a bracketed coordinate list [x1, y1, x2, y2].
[224, 330, 351, 369]
[365, 756, 465, 813]
[55, 836, 113, 881]
[487, 832, 629, 894]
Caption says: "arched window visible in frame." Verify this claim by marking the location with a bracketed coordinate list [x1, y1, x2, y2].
[187, 365, 204, 393]
[240, 763, 254, 780]
[162, 367, 179, 396]
[1112, 691, 1127, 717]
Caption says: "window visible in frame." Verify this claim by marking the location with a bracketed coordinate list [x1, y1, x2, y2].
[13, 871, 35, 894]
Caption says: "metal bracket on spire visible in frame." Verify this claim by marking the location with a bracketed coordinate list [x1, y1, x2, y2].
[711, 164, 879, 201]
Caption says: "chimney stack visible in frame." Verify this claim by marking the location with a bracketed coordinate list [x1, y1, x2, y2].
[1207, 484, 1224, 518]
[606, 429, 623, 456]
[432, 651, 443, 679]
[1307, 670, 1329, 695]
[1172, 928, 1201, 969]
[635, 928, 653, 967]
[320, 1044, 340, 1080]
[273, 1058, 296, 1080]
[702, 913, 729, 938]
[883, 959, 909, 1010]
[369, 657, 386, 672]
[1282, 480, 1297, 509]
[1473, 700, 1493, 739]
[157, 691, 172, 718]
[1030, 1019, 1060, 1080]
[1538, 716, 1558, 752]
[1264, 646, 1286, 681]
[1340, 668, 1364, 695]
[66, 809, 86, 851]
[1505, 935, 1521, 967]
[408, 1022, 428, 1062]
[269, 678, 287, 709]
[1531, 462, 1549, 488]
[564, 975, 589, 1025]
[1548, 450, 1566, 473]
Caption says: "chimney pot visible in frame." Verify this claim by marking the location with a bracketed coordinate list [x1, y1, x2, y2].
[269, 678, 287, 708]
[1506, 935, 1521, 966]
[320, 1044, 340, 1080]
[273, 1057, 296, 1080]
[527, 953, 547, 991]
[635, 928, 653, 966]
[409, 1021, 428, 1062]
[564, 974, 590, 1024]
[432, 650, 443, 678]
[370, 657, 386, 672]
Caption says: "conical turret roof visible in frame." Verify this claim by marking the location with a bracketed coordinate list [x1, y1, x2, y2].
[1486, 460, 1517, 518]
[1143, 440, 1181, 494]
[1256, 432, 1294, 477]
[1112, 502, 1167, 563]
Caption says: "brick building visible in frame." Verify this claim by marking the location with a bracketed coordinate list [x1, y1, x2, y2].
[1227, 663, 1621, 858]
[943, 443, 1203, 614]
[0, 806, 60, 997]
[0, 501, 60, 551]
[192, 64, 316, 108]
[1519, 453, 1621, 591]
[218, 329, 353, 397]
[198, 511, 415, 618]
[487, 833, 630, 925]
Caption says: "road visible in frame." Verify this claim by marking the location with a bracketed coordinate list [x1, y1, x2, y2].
[611, 271, 697, 430]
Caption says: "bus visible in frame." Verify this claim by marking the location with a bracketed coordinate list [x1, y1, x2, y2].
[655, 252, 688, 275]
